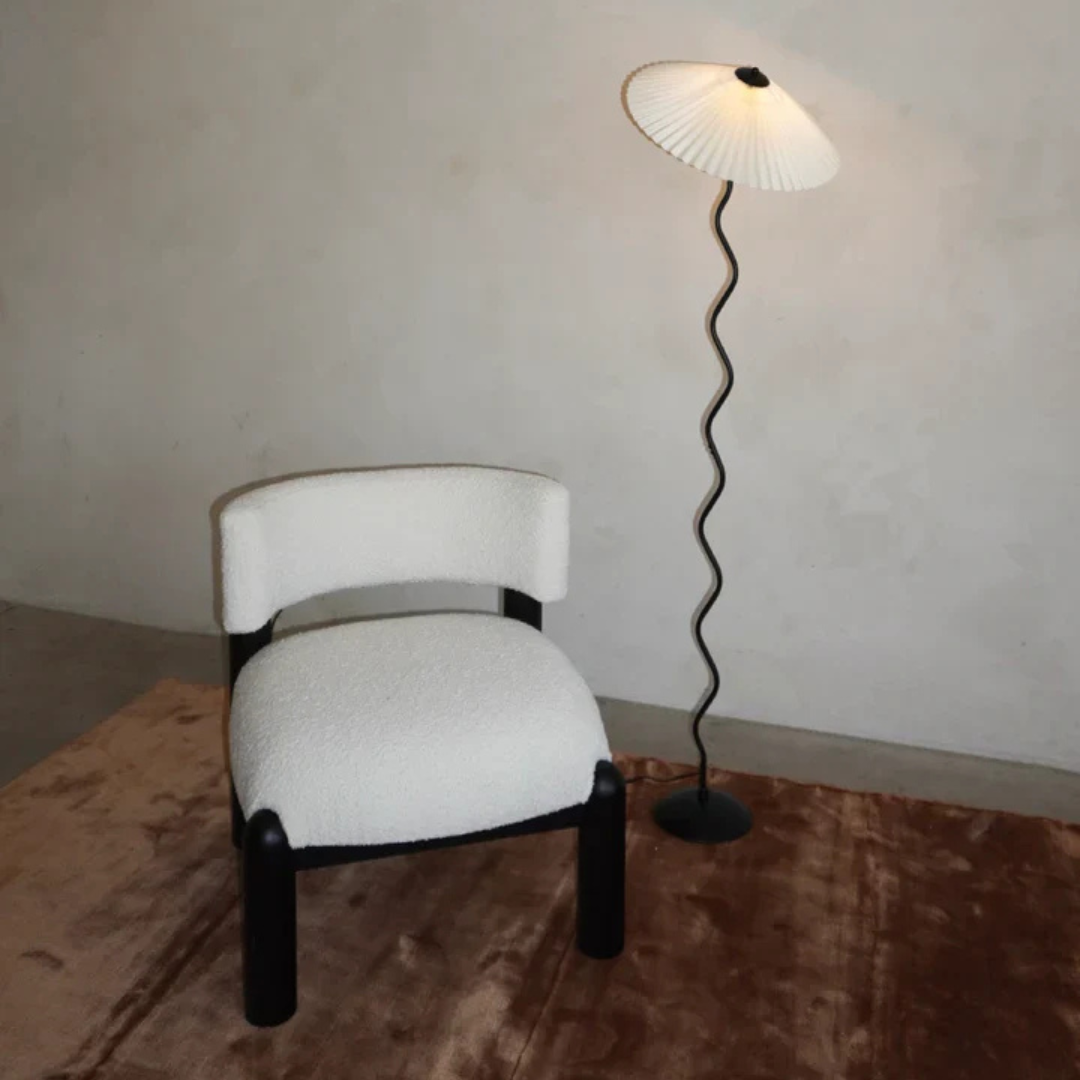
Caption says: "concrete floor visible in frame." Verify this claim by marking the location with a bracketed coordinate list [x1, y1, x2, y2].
[2, 602, 1079, 822]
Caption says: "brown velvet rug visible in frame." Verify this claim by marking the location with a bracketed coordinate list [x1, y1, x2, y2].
[2, 681, 1079, 1079]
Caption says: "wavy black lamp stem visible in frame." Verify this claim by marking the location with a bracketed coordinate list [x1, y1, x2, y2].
[652, 180, 754, 844]
[691, 180, 738, 790]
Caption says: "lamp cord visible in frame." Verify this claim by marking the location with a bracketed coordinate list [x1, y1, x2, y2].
[690, 180, 739, 802]
[625, 769, 697, 786]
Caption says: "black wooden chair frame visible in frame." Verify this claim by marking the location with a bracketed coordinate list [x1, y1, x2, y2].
[229, 588, 625, 1027]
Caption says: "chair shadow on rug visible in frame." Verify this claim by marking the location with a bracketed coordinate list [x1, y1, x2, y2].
[217, 466, 625, 1027]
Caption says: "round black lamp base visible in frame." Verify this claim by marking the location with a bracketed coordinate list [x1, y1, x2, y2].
[652, 786, 753, 844]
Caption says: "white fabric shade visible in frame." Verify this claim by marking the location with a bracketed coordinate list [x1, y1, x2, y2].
[625, 62, 839, 191]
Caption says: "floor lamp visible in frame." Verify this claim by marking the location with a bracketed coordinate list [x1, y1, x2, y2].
[624, 62, 839, 843]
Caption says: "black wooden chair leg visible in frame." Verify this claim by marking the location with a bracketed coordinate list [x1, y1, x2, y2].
[576, 760, 626, 959]
[230, 781, 245, 850]
[243, 809, 297, 1026]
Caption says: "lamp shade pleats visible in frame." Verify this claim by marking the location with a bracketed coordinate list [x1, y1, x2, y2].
[625, 62, 840, 191]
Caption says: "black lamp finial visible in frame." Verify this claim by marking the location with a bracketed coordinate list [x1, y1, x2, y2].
[735, 66, 770, 88]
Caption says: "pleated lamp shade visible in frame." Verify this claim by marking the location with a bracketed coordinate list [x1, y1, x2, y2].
[625, 62, 839, 191]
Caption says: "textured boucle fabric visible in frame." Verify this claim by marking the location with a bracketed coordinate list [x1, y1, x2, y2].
[220, 467, 570, 633]
[230, 613, 610, 848]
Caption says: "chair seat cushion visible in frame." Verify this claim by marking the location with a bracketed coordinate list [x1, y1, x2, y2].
[230, 613, 610, 848]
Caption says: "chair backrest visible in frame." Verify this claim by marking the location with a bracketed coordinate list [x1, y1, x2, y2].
[219, 467, 570, 633]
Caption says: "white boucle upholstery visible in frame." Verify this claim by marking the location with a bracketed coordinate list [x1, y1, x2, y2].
[220, 467, 569, 633]
[230, 613, 611, 848]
